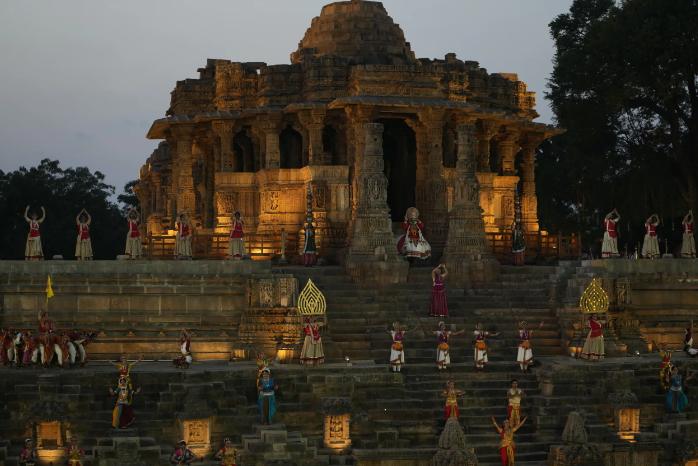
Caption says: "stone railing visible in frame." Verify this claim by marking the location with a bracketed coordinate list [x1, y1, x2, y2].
[144, 231, 298, 260]
[485, 231, 581, 263]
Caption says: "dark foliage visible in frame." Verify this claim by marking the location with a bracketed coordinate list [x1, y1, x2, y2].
[0, 159, 128, 259]
[540, 0, 698, 255]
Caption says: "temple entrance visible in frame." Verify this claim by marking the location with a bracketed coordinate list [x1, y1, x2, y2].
[280, 126, 304, 169]
[380, 119, 416, 222]
[233, 130, 255, 172]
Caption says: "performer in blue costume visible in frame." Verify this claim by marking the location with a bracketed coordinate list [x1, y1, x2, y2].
[665, 366, 692, 413]
[258, 368, 278, 424]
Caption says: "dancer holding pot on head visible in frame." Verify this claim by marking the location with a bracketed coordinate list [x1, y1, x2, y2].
[429, 264, 449, 317]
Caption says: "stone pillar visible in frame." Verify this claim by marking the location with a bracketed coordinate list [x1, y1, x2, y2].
[443, 122, 499, 286]
[477, 120, 498, 172]
[345, 106, 375, 221]
[212, 121, 235, 172]
[497, 129, 520, 176]
[173, 127, 196, 215]
[345, 123, 408, 285]
[417, 110, 448, 257]
[299, 109, 327, 165]
[520, 134, 543, 233]
[261, 115, 282, 169]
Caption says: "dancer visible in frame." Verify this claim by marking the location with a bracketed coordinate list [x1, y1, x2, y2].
[442, 380, 464, 420]
[302, 221, 318, 267]
[175, 213, 193, 260]
[507, 380, 525, 426]
[19, 438, 37, 466]
[601, 208, 620, 258]
[110, 375, 140, 429]
[258, 368, 278, 424]
[214, 437, 238, 466]
[516, 321, 543, 373]
[685, 321, 698, 357]
[124, 208, 142, 259]
[665, 366, 692, 413]
[75, 209, 93, 260]
[474, 323, 499, 370]
[492, 416, 527, 466]
[682, 210, 696, 258]
[300, 318, 325, 366]
[67, 329, 96, 366]
[659, 347, 674, 391]
[397, 207, 431, 259]
[435, 322, 464, 370]
[642, 214, 660, 259]
[173, 329, 192, 369]
[387, 321, 406, 372]
[227, 211, 246, 260]
[429, 264, 449, 317]
[37, 310, 62, 367]
[113, 354, 141, 378]
[170, 440, 197, 465]
[24, 205, 45, 260]
[580, 314, 605, 361]
[65, 436, 85, 466]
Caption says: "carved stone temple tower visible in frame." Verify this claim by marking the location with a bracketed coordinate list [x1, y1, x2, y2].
[443, 123, 499, 286]
[345, 123, 408, 285]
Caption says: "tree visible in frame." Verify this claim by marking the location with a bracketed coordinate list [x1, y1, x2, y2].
[0, 159, 127, 259]
[118, 180, 141, 213]
[540, 0, 698, 254]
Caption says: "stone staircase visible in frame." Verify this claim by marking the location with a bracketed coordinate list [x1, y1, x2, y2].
[283, 264, 565, 366]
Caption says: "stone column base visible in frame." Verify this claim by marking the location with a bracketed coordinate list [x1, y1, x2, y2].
[445, 256, 500, 288]
[345, 255, 408, 286]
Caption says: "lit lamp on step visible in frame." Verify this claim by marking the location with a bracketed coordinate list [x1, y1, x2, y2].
[568, 333, 584, 359]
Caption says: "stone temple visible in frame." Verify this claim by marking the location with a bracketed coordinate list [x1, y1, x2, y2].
[1, 2, 697, 466]
[136, 0, 561, 272]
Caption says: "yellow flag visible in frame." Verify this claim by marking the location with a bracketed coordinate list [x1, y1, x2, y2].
[46, 275, 54, 300]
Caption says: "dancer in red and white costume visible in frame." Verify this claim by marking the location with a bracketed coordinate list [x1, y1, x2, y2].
[642, 214, 660, 259]
[75, 208, 93, 260]
[682, 210, 696, 258]
[227, 211, 246, 260]
[175, 213, 193, 260]
[24, 205, 45, 260]
[601, 208, 620, 258]
[124, 208, 142, 259]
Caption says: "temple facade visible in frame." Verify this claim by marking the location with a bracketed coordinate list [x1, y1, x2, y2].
[137, 0, 561, 262]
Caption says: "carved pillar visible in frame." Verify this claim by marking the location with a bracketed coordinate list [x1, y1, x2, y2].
[443, 121, 499, 286]
[212, 121, 235, 172]
[299, 109, 327, 165]
[345, 123, 408, 285]
[520, 134, 543, 232]
[172, 126, 196, 215]
[417, 109, 448, 257]
[260, 115, 282, 169]
[345, 106, 375, 221]
[477, 120, 498, 172]
[497, 129, 520, 176]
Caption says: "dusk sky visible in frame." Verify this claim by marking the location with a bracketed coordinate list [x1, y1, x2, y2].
[0, 0, 573, 195]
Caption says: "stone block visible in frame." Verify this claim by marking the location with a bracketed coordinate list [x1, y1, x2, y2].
[78, 295, 111, 313]
[129, 295, 160, 312]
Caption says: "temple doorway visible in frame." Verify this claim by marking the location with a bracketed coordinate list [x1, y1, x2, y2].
[380, 119, 416, 222]
[233, 130, 255, 172]
[280, 126, 304, 169]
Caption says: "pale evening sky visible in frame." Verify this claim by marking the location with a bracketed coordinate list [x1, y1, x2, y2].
[0, 0, 573, 194]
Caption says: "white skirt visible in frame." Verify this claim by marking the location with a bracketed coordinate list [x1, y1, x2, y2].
[474, 348, 488, 364]
[517, 346, 533, 364]
[436, 347, 450, 366]
[228, 238, 246, 257]
[402, 235, 431, 259]
[125, 236, 143, 257]
[601, 232, 618, 257]
[681, 233, 696, 258]
[25, 236, 43, 259]
[75, 237, 93, 259]
[390, 348, 405, 365]
[175, 236, 192, 257]
[642, 235, 660, 258]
